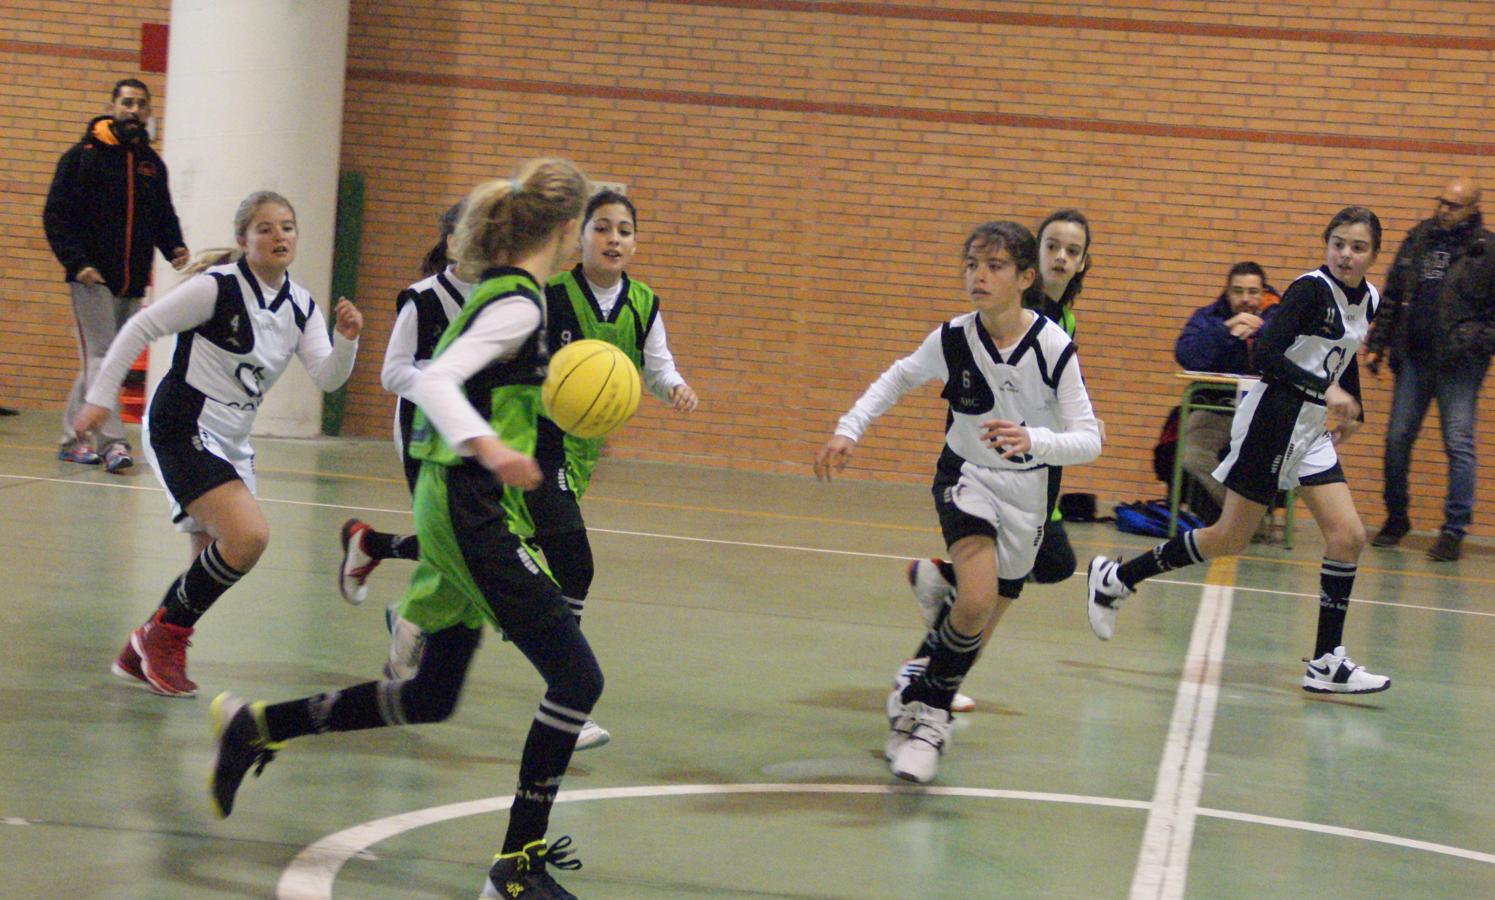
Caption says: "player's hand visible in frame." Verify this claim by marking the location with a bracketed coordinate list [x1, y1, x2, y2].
[1323, 384, 1360, 444]
[471, 436, 541, 490]
[170, 247, 191, 270]
[814, 435, 855, 481]
[332, 297, 363, 340]
[1329, 415, 1361, 445]
[72, 402, 109, 439]
[76, 267, 104, 286]
[1363, 348, 1383, 377]
[669, 383, 698, 413]
[981, 419, 1032, 458]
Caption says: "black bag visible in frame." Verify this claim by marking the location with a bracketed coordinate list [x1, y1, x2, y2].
[1152, 406, 1180, 484]
[1058, 492, 1099, 522]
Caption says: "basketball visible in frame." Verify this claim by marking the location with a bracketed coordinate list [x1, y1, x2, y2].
[541, 339, 641, 438]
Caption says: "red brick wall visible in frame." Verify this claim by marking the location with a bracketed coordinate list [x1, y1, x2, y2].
[6, 1, 1493, 535]
[2, 8, 167, 408]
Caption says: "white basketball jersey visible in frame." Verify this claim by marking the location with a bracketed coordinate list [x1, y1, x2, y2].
[939, 310, 1081, 470]
[168, 260, 317, 439]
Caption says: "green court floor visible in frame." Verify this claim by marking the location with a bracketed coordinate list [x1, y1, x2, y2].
[0, 410, 1490, 898]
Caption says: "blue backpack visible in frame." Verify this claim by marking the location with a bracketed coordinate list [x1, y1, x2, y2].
[1114, 500, 1203, 537]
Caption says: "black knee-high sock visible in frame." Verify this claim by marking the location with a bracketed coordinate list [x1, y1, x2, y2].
[1314, 559, 1356, 658]
[503, 700, 590, 853]
[365, 530, 419, 561]
[1116, 530, 1205, 590]
[903, 616, 983, 709]
[499, 617, 603, 853]
[911, 576, 1020, 661]
[160, 542, 244, 627]
[261, 626, 479, 742]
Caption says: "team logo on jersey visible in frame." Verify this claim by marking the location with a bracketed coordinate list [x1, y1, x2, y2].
[1322, 345, 1348, 384]
[232, 362, 267, 403]
[999, 379, 1019, 393]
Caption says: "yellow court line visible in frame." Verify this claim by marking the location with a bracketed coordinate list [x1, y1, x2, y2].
[1204, 554, 1237, 586]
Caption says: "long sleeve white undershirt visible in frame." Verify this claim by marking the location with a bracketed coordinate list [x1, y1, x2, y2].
[381, 267, 471, 401]
[834, 322, 1101, 467]
[408, 296, 541, 456]
[587, 276, 685, 401]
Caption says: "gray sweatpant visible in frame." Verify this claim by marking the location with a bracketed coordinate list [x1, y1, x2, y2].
[60, 281, 141, 449]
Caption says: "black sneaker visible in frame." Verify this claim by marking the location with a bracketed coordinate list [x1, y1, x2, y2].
[1369, 517, 1410, 547]
[209, 693, 285, 818]
[1427, 530, 1463, 562]
[480, 837, 582, 899]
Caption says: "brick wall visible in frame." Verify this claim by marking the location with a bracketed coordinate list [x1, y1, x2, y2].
[1, 6, 166, 409]
[5, 1, 1493, 535]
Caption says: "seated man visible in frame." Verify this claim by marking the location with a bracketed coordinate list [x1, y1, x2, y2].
[1173, 262, 1278, 523]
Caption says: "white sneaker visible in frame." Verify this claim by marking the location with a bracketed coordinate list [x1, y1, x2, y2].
[338, 518, 377, 606]
[890, 701, 952, 784]
[906, 558, 955, 628]
[574, 718, 611, 751]
[950, 692, 975, 713]
[383, 606, 427, 680]
[1302, 646, 1390, 694]
[886, 660, 922, 760]
[1086, 556, 1131, 641]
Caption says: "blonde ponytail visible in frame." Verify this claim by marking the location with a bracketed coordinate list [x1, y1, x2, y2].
[451, 158, 589, 282]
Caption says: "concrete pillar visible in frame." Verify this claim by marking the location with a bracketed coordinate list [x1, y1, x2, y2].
[149, 0, 351, 436]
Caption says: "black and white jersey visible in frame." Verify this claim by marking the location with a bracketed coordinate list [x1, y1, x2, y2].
[88, 258, 358, 446]
[1255, 266, 1379, 403]
[382, 267, 471, 457]
[835, 310, 1101, 472]
[1212, 268, 1378, 502]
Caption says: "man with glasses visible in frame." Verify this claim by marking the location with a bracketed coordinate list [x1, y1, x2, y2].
[1365, 176, 1494, 561]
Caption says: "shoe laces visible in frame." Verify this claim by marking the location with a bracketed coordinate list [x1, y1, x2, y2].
[241, 704, 286, 776]
[150, 622, 192, 670]
[248, 743, 280, 778]
[539, 835, 582, 871]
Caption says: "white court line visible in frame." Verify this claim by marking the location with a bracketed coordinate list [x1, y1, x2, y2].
[1131, 580, 1233, 899]
[275, 783, 1154, 899]
[4, 472, 1491, 618]
[276, 781, 1495, 899]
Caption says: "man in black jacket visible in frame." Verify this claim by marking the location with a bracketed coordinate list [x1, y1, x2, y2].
[43, 77, 189, 473]
[1365, 176, 1494, 561]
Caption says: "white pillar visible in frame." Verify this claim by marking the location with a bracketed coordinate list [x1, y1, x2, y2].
[149, 0, 351, 436]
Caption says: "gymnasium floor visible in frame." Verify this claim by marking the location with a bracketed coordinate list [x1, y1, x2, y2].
[1, 409, 1490, 899]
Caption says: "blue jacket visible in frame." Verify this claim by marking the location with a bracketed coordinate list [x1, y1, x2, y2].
[1174, 296, 1263, 375]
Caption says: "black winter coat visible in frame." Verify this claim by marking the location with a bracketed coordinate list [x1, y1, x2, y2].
[43, 116, 186, 298]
